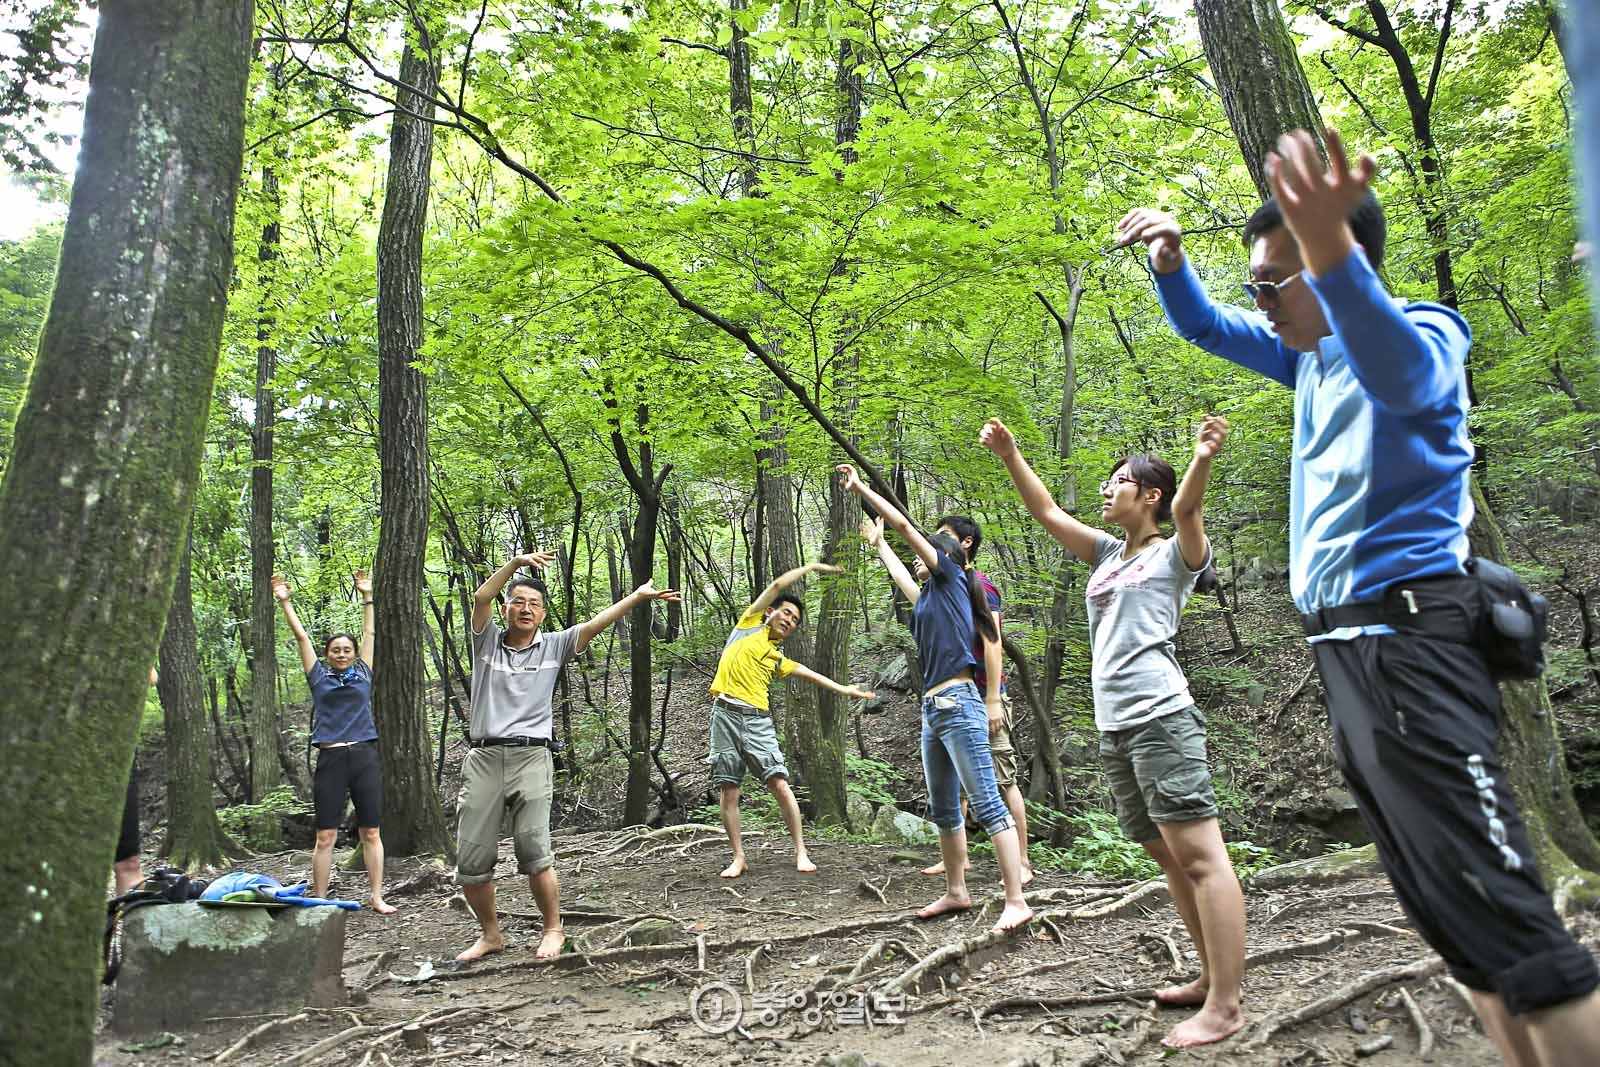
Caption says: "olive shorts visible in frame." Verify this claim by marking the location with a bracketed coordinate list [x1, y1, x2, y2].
[1100, 705, 1218, 844]
[455, 745, 554, 884]
[707, 702, 789, 787]
[988, 692, 1019, 787]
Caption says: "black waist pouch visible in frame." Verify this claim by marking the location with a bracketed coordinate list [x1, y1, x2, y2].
[1381, 559, 1548, 681]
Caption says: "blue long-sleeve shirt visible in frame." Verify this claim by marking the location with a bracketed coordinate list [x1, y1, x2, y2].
[1154, 246, 1475, 635]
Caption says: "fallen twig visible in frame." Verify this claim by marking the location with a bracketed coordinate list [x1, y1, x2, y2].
[858, 877, 889, 906]
[356, 949, 398, 989]
[744, 943, 770, 994]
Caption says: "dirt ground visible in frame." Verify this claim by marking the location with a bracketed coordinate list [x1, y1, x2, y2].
[96, 831, 1592, 1067]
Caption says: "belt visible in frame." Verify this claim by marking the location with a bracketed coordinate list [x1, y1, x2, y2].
[469, 736, 552, 749]
[316, 740, 370, 750]
[712, 697, 767, 716]
[1300, 602, 1387, 637]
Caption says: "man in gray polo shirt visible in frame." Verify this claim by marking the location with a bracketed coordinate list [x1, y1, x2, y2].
[456, 549, 679, 963]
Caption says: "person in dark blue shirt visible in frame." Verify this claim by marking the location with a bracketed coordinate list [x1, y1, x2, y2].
[1120, 127, 1599, 1064]
[839, 463, 1032, 934]
[274, 570, 395, 914]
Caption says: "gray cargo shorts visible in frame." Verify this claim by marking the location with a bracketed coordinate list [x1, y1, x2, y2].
[707, 701, 789, 787]
[1100, 705, 1218, 844]
[455, 745, 554, 884]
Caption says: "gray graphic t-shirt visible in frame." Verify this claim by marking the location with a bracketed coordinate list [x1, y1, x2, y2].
[1084, 532, 1209, 732]
[469, 620, 580, 740]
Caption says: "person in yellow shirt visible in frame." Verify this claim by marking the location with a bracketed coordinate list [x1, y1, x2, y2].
[710, 561, 874, 878]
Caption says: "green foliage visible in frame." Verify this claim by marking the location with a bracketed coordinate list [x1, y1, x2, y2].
[217, 787, 309, 851]
[845, 755, 903, 808]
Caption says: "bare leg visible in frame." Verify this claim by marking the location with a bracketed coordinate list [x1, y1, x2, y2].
[113, 856, 142, 896]
[456, 880, 504, 962]
[1527, 987, 1600, 1067]
[989, 825, 1034, 932]
[1146, 836, 1209, 1007]
[530, 866, 563, 959]
[1154, 818, 1246, 1049]
[922, 798, 973, 876]
[1472, 990, 1543, 1067]
[311, 828, 337, 899]
[718, 784, 747, 878]
[358, 827, 396, 913]
[766, 775, 815, 873]
[918, 829, 973, 919]
[1001, 784, 1033, 885]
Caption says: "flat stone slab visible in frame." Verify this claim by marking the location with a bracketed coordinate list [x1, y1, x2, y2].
[113, 903, 347, 1035]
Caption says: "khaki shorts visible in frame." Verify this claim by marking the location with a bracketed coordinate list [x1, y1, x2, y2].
[1100, 705, 1218, 844]
[989, 692, 1019, 787]
[708, 702, 789, 787]
[455, 745, 554, 884]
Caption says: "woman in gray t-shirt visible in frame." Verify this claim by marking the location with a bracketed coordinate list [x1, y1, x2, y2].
[981, 414, 1246, 1051]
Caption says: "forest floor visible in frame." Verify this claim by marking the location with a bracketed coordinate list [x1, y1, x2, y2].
[95, 833, 1597, 1067]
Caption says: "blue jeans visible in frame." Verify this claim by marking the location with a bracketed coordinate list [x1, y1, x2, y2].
[920, 681, 1014, 835]
[1574, 0, 1600, 337]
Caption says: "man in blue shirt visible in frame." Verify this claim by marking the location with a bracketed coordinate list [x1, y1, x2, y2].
[1120, 128, 1599, 1065]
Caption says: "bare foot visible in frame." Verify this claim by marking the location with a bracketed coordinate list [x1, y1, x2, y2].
[993, 901, 1034, 933]
[1155, 978, 1209, 1008]
[368, 896, 398, 915]
[795, 854, 817, 874]
[916, 891, 972, 919]
[919, 860, 971, 876]
[534, 927, 566, 960]
[1019, 864, 1035, 887]
[720, 857, 748, 879]
[1162, 1005, 1245, 1049]
[455, 933, 504, 963]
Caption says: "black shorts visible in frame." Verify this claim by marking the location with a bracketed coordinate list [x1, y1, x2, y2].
[115, 762, 140, 863]
[1314, 630, 1598, 1014]
[312, 741, 383, 830]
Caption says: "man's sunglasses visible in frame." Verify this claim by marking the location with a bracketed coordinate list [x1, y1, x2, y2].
[1242, 270, 1304, 308]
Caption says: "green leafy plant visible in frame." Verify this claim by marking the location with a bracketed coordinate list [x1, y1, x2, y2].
[218, 787, 310, 851]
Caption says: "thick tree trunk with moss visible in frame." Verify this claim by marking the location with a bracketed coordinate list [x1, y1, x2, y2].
[159, 536, 242, 870]
[1192, 0, 1326, 199]
[1194, 0, 1600, 879]
[0, 4, 252, 1062]
[372, 40, 452, 858]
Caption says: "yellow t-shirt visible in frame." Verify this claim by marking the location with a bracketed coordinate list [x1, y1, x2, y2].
[708, 605, 796, 711]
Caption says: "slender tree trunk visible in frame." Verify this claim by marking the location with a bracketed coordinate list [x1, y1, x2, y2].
[248, 100, 283, 805]
[0, 4, 252, 1061]
[371, 38, 451, 857]
[159, 535, 242, 870]
[1195, 0, 1600, 883]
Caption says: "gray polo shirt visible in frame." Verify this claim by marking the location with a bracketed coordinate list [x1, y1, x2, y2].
[469, 619, 581, 741]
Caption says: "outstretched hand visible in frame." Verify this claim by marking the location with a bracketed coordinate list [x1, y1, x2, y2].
[858, 516, 884, 547]
[844, 686, 876, 701]
[978, 417, 1019, 460]
[353, 569, 372, 596]
[271, 573, 292, 602]
[515, 549, 556, 571]
[809, 562, 844, 576]
[1265, 127, 1376, 275]
[1195, 415, 1230, 460]
[835, 463, 864, 494]
[634, 580, 683, 603]
[1114, 207, 1184, 274]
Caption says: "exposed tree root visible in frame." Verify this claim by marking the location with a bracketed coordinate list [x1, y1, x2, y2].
[1398, 985, 1434, 1060]
[211, 1011, 310, 1063]
[1238, 955, 1445, 1050]
[744, 942, 770, 993]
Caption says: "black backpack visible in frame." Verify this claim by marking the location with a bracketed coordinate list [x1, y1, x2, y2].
[103, 868, 211, 984]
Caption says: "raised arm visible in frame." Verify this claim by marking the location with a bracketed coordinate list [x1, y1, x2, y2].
[271, 574, 317, 673]
[786, 662, 875, 701]
[1172, 416, 1226, 572]
[837, 463, 940, 570]
[1116, 207, 1299, 388]
[353, 569, 375, 666]
[859, 517, 920, 604]
[472, 550, 554, 634]
[751, 561, 841, 615]
[577, 580, 681, 653]
[979, 419, 1102, 565]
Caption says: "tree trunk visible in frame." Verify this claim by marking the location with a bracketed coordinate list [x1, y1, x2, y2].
[1194, 0, 1600, 880]
[762, 395, 819, 797]
[159, 535, 242, 870]
[1192, 0, 1326, 199]
[248, 116, 283, 806]
[0, 3, 253, 1061]
[371, 39, 451, 858]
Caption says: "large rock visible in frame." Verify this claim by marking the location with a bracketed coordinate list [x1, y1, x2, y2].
[873, 652, 913, 693]
[114, 903, 347, 1035]
[1247, 843, 1385, 890]
[845, 794, 875, 833]
[869, 804, 938, 846]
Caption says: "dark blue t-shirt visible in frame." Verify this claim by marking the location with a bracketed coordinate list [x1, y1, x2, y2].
[308, 660, 378, 744]
[911, 548, 978, 692]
